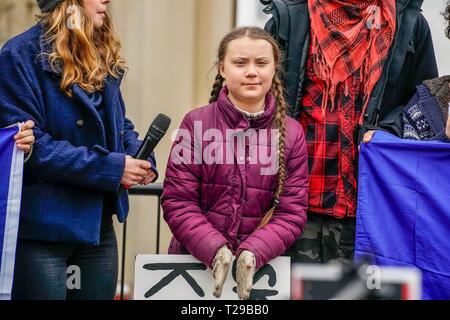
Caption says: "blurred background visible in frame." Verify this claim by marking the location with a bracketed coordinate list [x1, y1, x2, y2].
[0, 0, 448, 298]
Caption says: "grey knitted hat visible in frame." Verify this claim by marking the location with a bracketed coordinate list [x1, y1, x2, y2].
[36, 0, 65, 12]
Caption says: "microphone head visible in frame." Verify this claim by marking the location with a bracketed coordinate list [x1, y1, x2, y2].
[147, 113, 171, 140]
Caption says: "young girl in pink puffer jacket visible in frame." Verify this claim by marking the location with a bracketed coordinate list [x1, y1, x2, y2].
[161, 27, 309, 300]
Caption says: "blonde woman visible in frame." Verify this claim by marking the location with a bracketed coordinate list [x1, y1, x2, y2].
[0, 0, 157, 299]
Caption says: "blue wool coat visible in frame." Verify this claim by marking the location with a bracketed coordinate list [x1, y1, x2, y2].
[0, 23, 157, 245]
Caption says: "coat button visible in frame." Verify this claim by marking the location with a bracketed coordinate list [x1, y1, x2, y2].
[76, 119, 85, 128]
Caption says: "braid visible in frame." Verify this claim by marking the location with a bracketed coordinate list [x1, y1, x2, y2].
[209, 73, 225, 103]
[259, 75, 288, 228]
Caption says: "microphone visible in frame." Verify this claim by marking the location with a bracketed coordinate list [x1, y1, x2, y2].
[121, 113, 171, 190]
[134, 113, 171, 160]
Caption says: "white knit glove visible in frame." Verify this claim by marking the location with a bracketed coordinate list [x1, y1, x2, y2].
[236, 250, 256, 300]
[212, 245, 233, 298]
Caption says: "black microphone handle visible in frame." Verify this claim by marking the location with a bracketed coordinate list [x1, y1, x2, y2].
[134, 136, 159, 160]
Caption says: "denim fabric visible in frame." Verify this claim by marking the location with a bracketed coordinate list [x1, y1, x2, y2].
[11, 217, 118, 300]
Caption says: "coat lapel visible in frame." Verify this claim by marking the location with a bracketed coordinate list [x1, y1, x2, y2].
[72, 84, 107, 147]
[102, 77, 121, 151]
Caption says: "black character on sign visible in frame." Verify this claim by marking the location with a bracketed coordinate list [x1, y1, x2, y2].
[143, 263, 207, 298]
[231, 261, 278, 300]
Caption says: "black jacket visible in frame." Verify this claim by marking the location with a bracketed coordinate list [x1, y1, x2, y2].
[261, 0, 438, 141]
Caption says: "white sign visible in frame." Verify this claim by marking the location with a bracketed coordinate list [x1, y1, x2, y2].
[134, 254, 290, 300]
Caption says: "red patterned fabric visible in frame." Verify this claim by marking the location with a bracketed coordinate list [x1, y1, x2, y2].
[301, 0, 396, 218]
[308, 0, 396, 119]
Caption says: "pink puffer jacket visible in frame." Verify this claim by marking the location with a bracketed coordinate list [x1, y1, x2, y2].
[162, 87, 309, 269]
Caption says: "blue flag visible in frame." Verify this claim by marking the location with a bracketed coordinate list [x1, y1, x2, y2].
[356, 131, 450, 300]
[0, 126, 23, 300]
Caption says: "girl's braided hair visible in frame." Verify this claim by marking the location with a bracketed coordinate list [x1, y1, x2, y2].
[209, 27, 287, 228]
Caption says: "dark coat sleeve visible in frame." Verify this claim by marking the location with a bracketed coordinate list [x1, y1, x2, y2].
[377, 13, 439, 136]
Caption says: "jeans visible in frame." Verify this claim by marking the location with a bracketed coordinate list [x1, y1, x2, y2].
[12, 217, 118, 300]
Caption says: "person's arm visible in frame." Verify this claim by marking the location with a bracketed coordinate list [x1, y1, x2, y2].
[0, 49, 132, 192]
[161, 113, 230, 268]
[385, 14, 438, 132]
[375, 107, 404, 137]
[403, 14, 439, 100]
[365, 14, 439, 142]
[236, 123, 309, 269]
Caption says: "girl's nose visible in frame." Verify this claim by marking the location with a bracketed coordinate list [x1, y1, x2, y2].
[245, 64, 258, 77]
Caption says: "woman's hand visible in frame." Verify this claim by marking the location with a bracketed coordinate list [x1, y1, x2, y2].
[359, 130, 376, 152]
[362, 130, 376, 144]
[14, 120, 35, 154]
[121, 155, 156, 187]
[141, 167, 157, 185]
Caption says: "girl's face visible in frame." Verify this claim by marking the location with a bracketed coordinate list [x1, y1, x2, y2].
[220, 37, 276, 109]
[82, 0, 111, 29]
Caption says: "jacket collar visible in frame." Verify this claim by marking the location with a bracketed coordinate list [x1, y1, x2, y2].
[38, 23, 58, 74]
[216, 86, 276, 130]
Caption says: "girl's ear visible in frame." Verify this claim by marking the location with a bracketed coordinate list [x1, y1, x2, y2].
[219, 62, 225, 79]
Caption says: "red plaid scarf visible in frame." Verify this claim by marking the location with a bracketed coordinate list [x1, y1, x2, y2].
[308, 0, 396, 123]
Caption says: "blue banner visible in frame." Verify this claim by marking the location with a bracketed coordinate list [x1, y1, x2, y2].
[0, 126, 23, 300]
[356, 131, 450, 300]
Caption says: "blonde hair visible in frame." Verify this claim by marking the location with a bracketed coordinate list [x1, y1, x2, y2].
[39, 0, 126, 96]
[209, 27, 288, 228]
